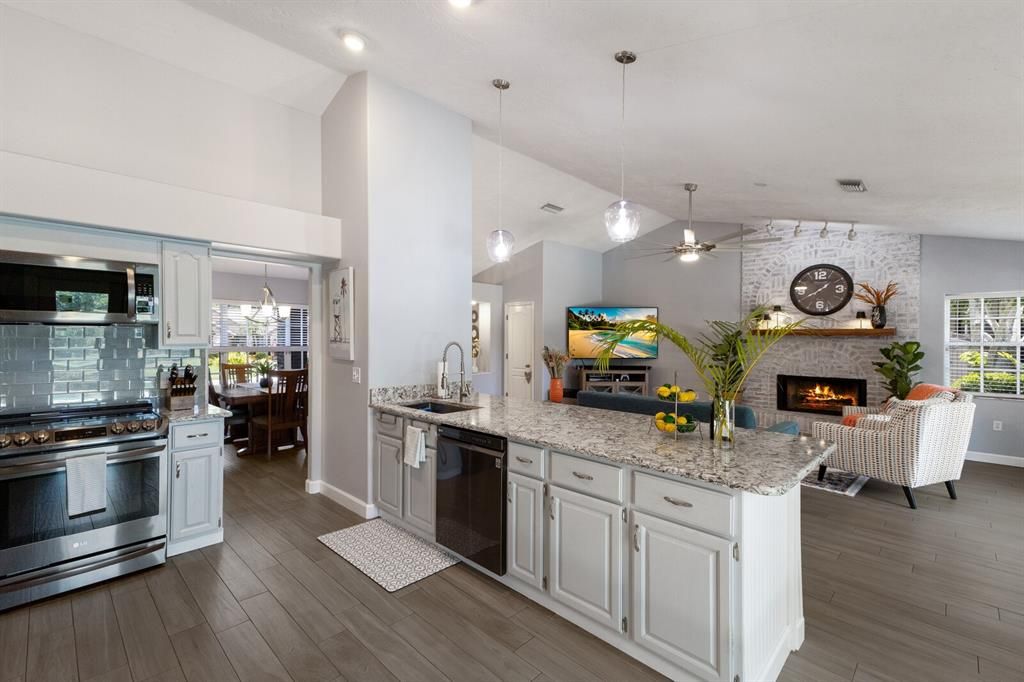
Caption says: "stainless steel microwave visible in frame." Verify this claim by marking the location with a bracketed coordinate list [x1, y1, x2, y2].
[0, 250, 159, 324]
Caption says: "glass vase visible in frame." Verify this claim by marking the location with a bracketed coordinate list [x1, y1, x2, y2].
[712, 394, 737, 450]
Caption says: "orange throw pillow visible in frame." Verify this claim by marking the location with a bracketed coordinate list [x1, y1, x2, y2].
[841, 414, 863, 427]
[905, 384, 954, 401]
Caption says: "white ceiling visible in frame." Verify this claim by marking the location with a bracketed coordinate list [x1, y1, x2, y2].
[185, 0, 1024, 244]
[212, 256, 309, 280]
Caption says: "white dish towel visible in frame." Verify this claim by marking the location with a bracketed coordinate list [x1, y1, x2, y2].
[66, 454, 107, 516]
[404, 425, 426, 468]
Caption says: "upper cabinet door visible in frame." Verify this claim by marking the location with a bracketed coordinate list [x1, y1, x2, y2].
[161, 241, 211, 347]
[632, 510, 732, 682]
[548, 485, 623, 631]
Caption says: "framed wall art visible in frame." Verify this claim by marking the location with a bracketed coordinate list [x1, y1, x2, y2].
[329, 267, 354, 360]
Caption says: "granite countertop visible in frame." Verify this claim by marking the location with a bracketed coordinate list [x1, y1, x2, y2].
[374, 394, 834, 496]
[161, 404, 232, 423]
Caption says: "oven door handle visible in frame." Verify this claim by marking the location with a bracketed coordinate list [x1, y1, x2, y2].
[0, 444, 165, 477]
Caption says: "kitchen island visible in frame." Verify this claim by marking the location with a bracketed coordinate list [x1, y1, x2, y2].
[372, 394, 834, 682]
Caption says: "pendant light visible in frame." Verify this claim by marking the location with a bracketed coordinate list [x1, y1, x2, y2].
[847, 221, 857, 241]
[793, 220, 802, 237]
[679, 183, 700, 262]
[486, 79, 516, 263]
[245, 264, 287, 324]
[819, 221, 830, 239]
[605, 50, 641, 243]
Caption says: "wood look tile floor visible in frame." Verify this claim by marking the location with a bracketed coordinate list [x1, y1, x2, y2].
[2, 445, 1022, 682]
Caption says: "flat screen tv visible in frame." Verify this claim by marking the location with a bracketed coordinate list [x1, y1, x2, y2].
[567, 307, 659, 360]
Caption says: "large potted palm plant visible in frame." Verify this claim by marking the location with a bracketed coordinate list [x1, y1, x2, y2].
[597, 307, 801, 449]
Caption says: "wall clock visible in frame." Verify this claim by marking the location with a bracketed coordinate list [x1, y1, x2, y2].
[789, 264, 854, 316]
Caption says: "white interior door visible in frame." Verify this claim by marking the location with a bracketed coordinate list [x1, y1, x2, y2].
[505, 302, 534, 400]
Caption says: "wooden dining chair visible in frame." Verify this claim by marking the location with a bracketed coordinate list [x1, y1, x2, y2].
[208, 370, 250, 444]
[251, 369, 308, 459]
[221, 363, 254, 387]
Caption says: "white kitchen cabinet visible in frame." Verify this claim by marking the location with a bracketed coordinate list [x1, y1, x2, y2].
[549, 485, 624, 632]
[403, 445, 436, 538]
[507, 472, 545, 590]
[375, 434, 403, 517]
[161, 241, 211, 347]
[167, 419, 224, 557]
[632, 510, 732, 682]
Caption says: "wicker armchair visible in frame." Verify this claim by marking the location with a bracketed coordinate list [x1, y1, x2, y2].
[813, 397, 976, 508]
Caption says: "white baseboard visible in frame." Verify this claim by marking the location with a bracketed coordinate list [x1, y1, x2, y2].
[306, 479, 379, 518]
[966, 451, 1024, 468]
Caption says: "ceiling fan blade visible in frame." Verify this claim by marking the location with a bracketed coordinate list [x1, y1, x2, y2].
[728, 237, 783, 244]
[662, 254, 679, 263]
[711, 226, 757, 243]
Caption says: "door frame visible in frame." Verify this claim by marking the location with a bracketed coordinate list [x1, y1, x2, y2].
[504, 301, 535, 401]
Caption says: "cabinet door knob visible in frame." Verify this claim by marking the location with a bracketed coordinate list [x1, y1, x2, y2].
[663, 496, 693, 508]
[175, 462, 182, 479]
[166, 324, 172, 339]
[572, 471, 594, 481]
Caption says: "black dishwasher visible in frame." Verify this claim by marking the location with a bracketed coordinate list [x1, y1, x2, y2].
[435, 425, 507, 575]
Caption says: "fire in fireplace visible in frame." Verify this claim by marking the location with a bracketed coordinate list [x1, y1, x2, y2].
[777, 374, 868, 416]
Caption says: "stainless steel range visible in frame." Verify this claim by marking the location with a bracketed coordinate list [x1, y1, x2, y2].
[0, 401, 168, 610]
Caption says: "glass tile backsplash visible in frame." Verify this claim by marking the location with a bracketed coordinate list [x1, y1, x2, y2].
[0, 325, 202, 412]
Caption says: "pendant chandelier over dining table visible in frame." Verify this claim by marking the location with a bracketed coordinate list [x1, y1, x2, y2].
[486, 78, 515, 263]
[605, 50, 641, 244]
[244, 263, 288, 324]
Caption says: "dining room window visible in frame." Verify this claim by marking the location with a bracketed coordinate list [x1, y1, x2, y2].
[945, 291, 1022, 397]
[209, 300, 309, 375]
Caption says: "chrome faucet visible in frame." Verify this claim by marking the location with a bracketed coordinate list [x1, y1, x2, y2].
[440, 341, 470, 402]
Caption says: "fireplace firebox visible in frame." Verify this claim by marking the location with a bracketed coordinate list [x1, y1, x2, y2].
[776, 374, 868, 416]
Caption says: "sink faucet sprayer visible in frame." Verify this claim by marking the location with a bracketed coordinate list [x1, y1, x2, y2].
[440, 341, 470, 402]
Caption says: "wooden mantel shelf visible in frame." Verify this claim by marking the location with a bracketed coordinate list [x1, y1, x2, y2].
[752, 327, 897, 337]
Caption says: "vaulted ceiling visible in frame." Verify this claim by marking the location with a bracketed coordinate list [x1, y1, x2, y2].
[187, 0, 1024, 248]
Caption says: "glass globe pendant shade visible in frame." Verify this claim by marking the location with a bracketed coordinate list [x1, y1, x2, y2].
[605, 199, 641, 243]
[487, 229, 515, 263]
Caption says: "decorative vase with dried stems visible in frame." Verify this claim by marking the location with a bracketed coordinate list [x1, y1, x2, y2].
[542, 346, 571, 403]
[854, 281, 899, 330]
[596, 308, 801, 449]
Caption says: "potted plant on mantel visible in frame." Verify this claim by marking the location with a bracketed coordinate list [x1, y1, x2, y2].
[854, 281, 899, 329]
[542, 346, 571, 403]
[596, 307, 801, 450]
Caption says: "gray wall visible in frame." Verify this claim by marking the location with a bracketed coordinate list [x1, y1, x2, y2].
[212, 272, 309, 305]
[920, 235, 1024, 459]
[602, 220, 742, 391]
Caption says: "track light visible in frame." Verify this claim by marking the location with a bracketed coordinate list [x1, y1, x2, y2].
[793, 220, 802, 237]
[766, 218, 775, 237]
[847, 222, 857, 241]
[819, 221, 830, 239]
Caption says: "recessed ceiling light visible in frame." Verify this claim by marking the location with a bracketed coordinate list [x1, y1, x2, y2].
[340, 32, 366, 53]
[449, 0, 473, 8]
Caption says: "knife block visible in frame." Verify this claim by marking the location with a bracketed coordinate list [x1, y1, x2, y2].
[165, 377, 198, 411]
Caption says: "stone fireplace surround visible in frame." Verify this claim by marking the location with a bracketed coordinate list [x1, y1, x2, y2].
[741, 230, 921, 433]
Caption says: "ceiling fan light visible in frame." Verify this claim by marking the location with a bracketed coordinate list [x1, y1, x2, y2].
[605, 199, 641, 243]
[679, 251, 700, 263]
[487, 229, 515, 262]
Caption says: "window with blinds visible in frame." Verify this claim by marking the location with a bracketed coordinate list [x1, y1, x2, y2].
[945, 292, 1022, 397]
[210, 301, 309, 355]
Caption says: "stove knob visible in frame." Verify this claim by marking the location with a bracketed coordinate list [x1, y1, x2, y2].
[141, 419, 157, 431]
[0, 434, 11, 448]
[32, 430, 49, 444]
[126, 421, 141, 433]
[13, 432, 31, 446]
[110, 422, 126, 435]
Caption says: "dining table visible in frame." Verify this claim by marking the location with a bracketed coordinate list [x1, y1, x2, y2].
[216, 381, 291, 455]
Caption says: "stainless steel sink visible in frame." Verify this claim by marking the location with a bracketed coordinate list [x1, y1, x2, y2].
[405, 401, 480, 414]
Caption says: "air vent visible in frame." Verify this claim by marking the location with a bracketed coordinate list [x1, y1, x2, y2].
[539, 203, 564, 214]
[836, 179, 867, 193]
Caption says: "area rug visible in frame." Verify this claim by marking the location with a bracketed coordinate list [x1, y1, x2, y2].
[318, 519, 459, 592]
[801, 469, 870, 496]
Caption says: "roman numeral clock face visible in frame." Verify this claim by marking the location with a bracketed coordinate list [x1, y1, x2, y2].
[789, 264, 854, 316]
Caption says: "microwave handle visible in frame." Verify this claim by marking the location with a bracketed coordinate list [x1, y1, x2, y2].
[126, 265, 138, 322]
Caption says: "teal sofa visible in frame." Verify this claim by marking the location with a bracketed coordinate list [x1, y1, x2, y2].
[576, 391, 801, 435]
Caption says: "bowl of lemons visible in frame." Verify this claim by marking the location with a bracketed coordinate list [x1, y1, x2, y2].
[653, 411, 697, 434]
[655, 384, 698, 403]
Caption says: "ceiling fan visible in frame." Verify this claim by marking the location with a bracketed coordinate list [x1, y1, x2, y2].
[628, 184, 782, 263]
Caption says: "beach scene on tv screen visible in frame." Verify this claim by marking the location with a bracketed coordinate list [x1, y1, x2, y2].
[568, 307, 658, 359]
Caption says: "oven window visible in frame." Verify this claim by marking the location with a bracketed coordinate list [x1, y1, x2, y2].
[0, 263, 129, 315]
[0, 457, 160, 550]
